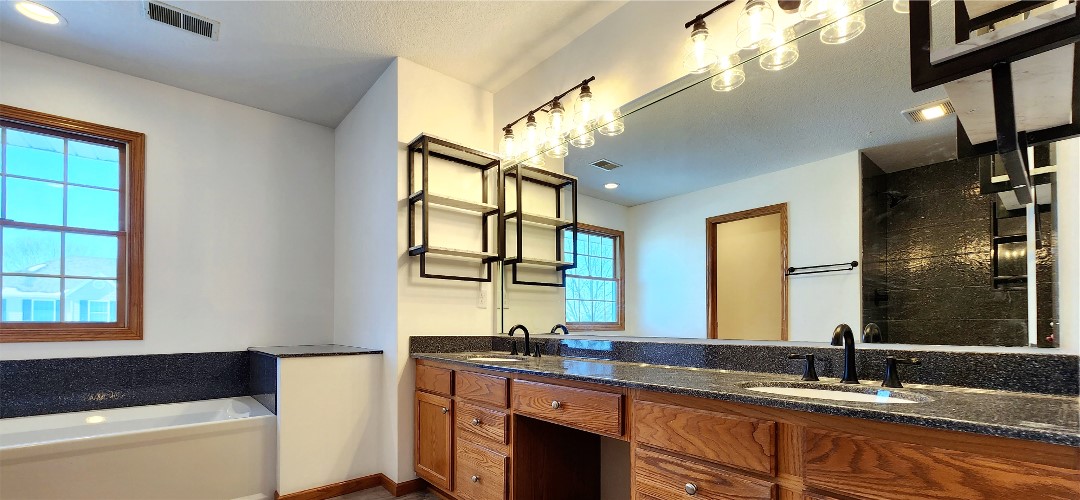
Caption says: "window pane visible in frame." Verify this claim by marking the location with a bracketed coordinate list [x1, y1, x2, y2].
[601, 238, 614, 258]
[1, 276, 60, 322]
[64, 279, 118, 322]
[589, 237, 601, 256]
[6, 177, 63, 225]
[68, 141, 120, 189]
[4, 129, 64, 181]
[67, 186, 119, 231]
[2, 228, 61, 274]
[65, 233, 118, 278]
[599, 257, 614, 279]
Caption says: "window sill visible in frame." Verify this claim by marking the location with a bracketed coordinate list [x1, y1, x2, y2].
[0, 326, 142, 343]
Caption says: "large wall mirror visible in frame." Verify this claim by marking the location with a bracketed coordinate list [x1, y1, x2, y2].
[498, 0, 1074, 349]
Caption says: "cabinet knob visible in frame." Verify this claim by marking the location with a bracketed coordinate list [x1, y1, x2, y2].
[440, 407, 448, 414]
[551, 400, 561, 409]
[685, 483, 697, 495]
[471, 475, 480, 483]
[472, 418, 482, 426]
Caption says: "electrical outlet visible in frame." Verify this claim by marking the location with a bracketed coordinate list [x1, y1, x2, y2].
[478, 283, 487, 309]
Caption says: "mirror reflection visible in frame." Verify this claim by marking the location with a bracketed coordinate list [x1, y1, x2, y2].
[499, 1, 1068, 348]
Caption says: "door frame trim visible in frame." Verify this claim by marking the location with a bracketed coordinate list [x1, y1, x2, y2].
[705, 203, 789, 340]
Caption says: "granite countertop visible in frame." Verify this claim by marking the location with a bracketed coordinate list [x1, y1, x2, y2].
[413, 352, 1080, 447]
[249, 344, 383, 358]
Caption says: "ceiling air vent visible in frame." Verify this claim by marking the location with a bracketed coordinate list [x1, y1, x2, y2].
[590, 159, 623, 171]
[145, 1, 220, 40]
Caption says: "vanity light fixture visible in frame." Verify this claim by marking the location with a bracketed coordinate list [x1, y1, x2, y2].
[604, 183, 620, 189]
[14, 1, 64, 24]
[502, 77, 619, 162]
[891, 0, 940, 15]
[684, 18, 721, 74]
[711, 54, 746, 92]
[902, 98, 956, 123]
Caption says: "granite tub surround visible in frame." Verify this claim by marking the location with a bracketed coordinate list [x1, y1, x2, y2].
[413, 351, 1080, 447]
[249, 351, 278, 413]
[248, 344, 383, 357]
[0, 351, 249, 419]
[409, 335, 1080, 395]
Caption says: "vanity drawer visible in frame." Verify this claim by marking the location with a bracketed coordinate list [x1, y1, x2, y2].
[416, 364, 453, 397]
[512, 379, 623, 437]
[803, 428, 1080, 500]
[456, 371, 509, 408]
[455, 439, 508, 500]
[635, 447, 776, 500]
[456, 401, 508, 447]
[633, 400, 776, 475]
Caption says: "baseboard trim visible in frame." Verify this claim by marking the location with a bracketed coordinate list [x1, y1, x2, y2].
[276, 474, 429, 500]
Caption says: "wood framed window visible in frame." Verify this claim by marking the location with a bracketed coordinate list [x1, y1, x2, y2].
[0, 105, 144, 342]
[564, 223, 625, 331]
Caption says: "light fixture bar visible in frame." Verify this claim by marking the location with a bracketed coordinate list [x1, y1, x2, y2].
[503, 77, 596, 132]
[684, 1, 736, 29]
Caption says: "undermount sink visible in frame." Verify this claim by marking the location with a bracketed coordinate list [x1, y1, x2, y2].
[466, 356, 524, 363]
[740, 382, 931, 404]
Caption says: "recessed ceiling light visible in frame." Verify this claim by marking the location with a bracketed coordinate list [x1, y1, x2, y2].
[901, 99, 955, 123]
[14, 1, 64, 25]
[604, 183, 619, 189]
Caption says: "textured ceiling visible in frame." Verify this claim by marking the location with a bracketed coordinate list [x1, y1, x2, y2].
[0, 1, 624, 127]
[563, 3, 955, 206]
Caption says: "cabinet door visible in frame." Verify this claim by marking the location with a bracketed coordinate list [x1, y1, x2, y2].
[416, 391, 453, 491]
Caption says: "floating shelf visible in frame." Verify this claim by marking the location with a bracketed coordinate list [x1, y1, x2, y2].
[409, 245, 499, 262]
[407, 134, 501, 283]
[409, 190, 499, 215]
[503, 210, 574, 228]
[501, 165, 578, 287]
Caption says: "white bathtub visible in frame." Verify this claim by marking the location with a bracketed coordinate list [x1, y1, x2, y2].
[0, 397, 276, 500]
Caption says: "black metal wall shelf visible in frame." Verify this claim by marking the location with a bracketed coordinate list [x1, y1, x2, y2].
[407, 134, 501, 283]
[500, 165, 578, 287]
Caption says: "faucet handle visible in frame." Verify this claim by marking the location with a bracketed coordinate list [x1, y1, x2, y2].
[533, 342, 545, 358]
[509, 340, 519, 356]
[882, 356, 921, 388]
[788, 353, 820, 381]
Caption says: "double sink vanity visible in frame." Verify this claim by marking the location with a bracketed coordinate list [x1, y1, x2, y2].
[412, 337, 1080, 500]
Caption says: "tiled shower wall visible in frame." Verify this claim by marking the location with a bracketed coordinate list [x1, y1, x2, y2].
[861, 157, 1056, 346]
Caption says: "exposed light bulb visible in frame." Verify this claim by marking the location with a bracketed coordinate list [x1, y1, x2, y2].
[683, 20, 719, 74]
[577, 84, 594, 125]
[502, 126, 516, 159]
[14, 1, 63, 24]
[597, 109, 625, 137]
[568, 118, 595, 149]
[759, 28, 799, 71]
[736, 0, 777, 50]
[550, 100, 566, 137]
[711, 55, 746, 92]
[545, 126, 569, 159]
[523, 114, 544, 166]
[820, 0, 866, 44]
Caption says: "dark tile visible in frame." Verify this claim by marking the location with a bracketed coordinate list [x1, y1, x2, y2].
[884, 319, 1028, 347]
[884, 252, 992, 290]
[886, 287, 1026, 321]
[249, 352, 277, 414]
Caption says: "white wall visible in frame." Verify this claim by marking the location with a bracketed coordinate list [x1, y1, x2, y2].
[0, 43, 335, 360]
[334, 57, 497, 483]
[1055, 138, 1079, 353]
[629, 152, 862, 341]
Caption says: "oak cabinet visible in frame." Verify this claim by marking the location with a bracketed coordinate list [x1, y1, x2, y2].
[415, 391, 453, 491]
[415, 359, 1080, 500]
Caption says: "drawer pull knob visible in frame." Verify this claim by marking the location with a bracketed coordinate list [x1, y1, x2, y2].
[440, 407, 448, 414]
[551, 400, 562, 409]
[685, 483, 697, 495]
[472, 418, 482, 425]
[471, 475, 480, 483]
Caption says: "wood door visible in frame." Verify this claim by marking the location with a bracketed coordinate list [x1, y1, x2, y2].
[416, 391, 453, 491]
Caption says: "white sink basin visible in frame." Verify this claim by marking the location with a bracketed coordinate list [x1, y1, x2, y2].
[742, 383, 929, 404]
[467, 356, 524, 363]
